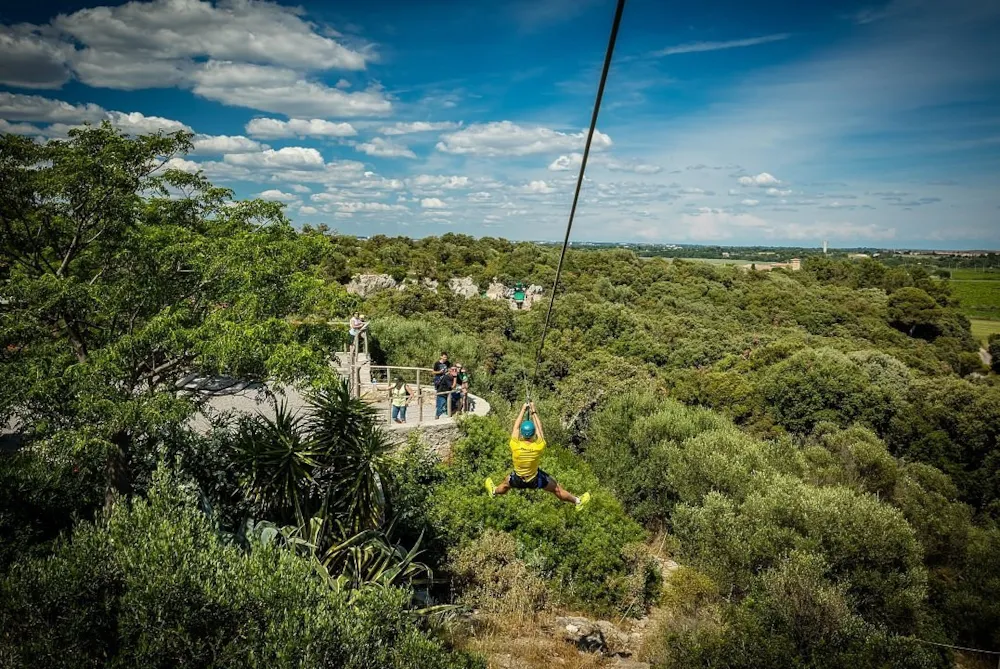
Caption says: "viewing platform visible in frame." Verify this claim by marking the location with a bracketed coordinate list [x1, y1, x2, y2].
[182, 351, 489, 438]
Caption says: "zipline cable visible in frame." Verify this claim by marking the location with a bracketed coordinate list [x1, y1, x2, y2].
[531, 0, 627, 382]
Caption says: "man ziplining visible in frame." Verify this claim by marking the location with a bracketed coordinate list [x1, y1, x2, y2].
[485, 401, 591, 510]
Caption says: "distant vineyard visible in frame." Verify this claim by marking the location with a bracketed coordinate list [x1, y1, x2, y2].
[950, 269, 1000, 320]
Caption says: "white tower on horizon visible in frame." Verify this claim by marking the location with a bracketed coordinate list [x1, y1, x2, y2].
[823, 240, 828, 254]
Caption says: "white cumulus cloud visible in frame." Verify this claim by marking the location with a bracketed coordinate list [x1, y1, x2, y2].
[191, 134, 263, 155]
[106, 111, 192, 134]
[223, 146, 325, 170]
[355, 137, 417, 159]
[523, 180, 555, 194]
[0, 91, 104, 123]
[257, 189, 299, 202]
[245, 117, 357, 139]
[741, 199, 760, 206]
[326, 201, 408, 213]
[0, 119, 44, 135]
[436, 121, 612, 157]
[54, 0, 369, 72]
[737, 172, 781, 187]
[0, 26, 74, 89]
[408, 174, 471, 190]
[163, 157, 201, 173]
[380, 121, 462, 135]
[8, 0, 372, 92]
[299, 205, 318, 215]
[420, 197, 447, 208]
[0, 92, 197, 139]
[190, 62, 391, 119]
[548, 152, 658, 173]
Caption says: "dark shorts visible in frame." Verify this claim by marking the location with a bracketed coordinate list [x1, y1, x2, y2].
[508, 469, 552, 490]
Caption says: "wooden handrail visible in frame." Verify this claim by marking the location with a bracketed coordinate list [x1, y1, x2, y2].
[367, 364, 435, 373]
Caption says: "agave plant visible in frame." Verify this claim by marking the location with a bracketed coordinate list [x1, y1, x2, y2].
[249, 514, 435, 598]
[321, 523, 432, 592]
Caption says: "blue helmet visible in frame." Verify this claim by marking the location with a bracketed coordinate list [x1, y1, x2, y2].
[520, 420, 536, 439]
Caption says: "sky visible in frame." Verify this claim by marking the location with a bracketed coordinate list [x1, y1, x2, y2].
[1, 0, 999, 248]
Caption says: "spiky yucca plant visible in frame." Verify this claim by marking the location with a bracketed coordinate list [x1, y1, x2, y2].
[232, 379, 393, 538]
[233, 400, 319, 525]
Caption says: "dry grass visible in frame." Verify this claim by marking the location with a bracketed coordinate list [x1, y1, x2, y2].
[461, 615, 612, 669]
[445, 530, 643, 668]
[954, 651, 999, 669]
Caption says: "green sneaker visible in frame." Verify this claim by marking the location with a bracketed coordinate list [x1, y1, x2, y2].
[485, 477, 496, 497]
[575, 492, 591, 512]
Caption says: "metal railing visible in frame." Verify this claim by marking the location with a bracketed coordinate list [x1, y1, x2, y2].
[360, 364, 471, 422]
[318, 324, 472, 422]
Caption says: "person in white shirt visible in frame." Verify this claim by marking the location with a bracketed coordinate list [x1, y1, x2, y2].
[348, 312, 368, 353]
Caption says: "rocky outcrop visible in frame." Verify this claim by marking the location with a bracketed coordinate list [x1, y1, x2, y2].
[346, 273, 397, 297]
[653, 556, 680, 578]
[485, 281, 510, 301]
[384, 422, 461, 460]
[522, 284, 544, 309]
[484, 280, 545, 310]
[554, 616, 636, 658]
[421, 278, 439, 293]
[448, 276, 479, 299]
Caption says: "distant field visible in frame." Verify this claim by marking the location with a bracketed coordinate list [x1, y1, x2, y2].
[949, 269, 1000, 320]
[641, 257, 744, 265]
[970, 319, 1000, 346]
[948, 268, 1000, 281]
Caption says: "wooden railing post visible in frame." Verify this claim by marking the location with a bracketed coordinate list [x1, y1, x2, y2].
[417, 369, 422, 422]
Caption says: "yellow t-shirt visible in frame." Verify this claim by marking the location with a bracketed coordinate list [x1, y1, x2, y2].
[510, 437, 546, 481]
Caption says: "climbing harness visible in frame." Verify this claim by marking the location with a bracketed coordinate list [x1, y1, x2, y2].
[531, 0, 627, 384]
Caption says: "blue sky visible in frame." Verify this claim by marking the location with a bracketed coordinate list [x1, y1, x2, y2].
[2, 0, 999, 248]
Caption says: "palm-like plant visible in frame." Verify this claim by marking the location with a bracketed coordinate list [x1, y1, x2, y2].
[308, 382, 391, 533]
[232, 399, 319, 525]
[306, 381, 377, 447]
[232, 379, 394, 535]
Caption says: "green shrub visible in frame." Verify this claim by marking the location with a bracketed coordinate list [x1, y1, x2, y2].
[673, 477, 927, 633]
[664, 426, 803, 505]
[643, 553, 948, 669]
[806, 424, 899, 499]
[759, 348, 882, 434]
[428, 415, 658, 616]
[368, 314, 481, 371]
[0, 467, 483, 669]
[0, 434, 105, 570]
[448, 529, 548, 620]
[989, 334, 1000, 373]
[584, 392, 726, 528]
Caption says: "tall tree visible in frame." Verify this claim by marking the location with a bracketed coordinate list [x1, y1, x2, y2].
[0, 124, 330, 502]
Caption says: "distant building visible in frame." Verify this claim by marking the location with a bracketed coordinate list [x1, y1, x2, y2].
[721, 252, 730, 258]
[742, 258, 801, 272]
[848, 253, 870, 259]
